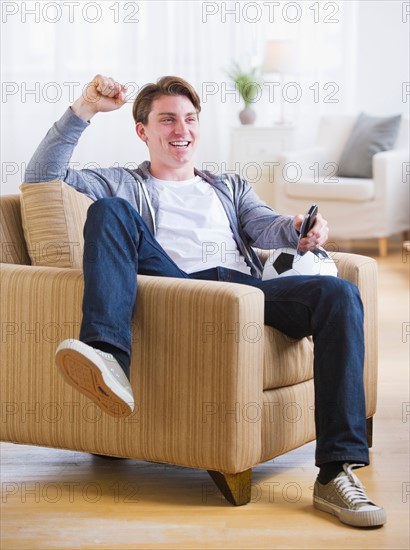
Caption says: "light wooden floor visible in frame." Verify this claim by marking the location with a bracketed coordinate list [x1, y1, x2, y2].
[1, 238, 409, 549]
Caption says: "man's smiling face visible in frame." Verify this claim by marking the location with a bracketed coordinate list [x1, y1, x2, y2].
[136, 94, 200, 180]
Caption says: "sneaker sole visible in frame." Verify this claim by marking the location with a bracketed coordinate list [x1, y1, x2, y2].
[56, 348, 132, 418]
[313, 496, 386, 527]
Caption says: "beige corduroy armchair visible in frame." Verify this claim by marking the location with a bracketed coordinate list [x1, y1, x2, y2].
[0, 181, 378, 505]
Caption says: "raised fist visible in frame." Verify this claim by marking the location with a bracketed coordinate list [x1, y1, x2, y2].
[72, 74, 127, 120]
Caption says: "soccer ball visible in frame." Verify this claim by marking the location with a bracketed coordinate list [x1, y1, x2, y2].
[262, 247, 338, 280]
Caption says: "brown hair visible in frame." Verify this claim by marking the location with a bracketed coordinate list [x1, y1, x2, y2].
[133, 76, 201, 125]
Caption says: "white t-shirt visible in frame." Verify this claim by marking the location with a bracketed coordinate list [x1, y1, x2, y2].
[151, 175, 251, 275]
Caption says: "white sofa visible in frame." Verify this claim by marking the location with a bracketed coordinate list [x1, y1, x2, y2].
[273, 115, 409, 256]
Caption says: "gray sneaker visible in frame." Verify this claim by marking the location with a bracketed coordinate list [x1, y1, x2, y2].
[313, 463, 386, 527]
[55, 339, 134, 418]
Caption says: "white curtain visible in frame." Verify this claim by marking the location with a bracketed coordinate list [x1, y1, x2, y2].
[2, 0, 357, 194]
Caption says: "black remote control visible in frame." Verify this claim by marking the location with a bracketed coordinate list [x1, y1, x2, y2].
[297, 204, 318, 256]
[299, 204, 318, 238]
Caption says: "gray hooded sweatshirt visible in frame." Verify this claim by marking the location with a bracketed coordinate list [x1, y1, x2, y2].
[24, 107, 299, 278]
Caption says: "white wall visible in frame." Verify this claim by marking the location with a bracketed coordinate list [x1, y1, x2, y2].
[1, 1, 408, 196]
[355, 1, 409, 116]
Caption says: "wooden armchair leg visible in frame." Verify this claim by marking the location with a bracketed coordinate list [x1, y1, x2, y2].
[378, 237, 388, 257]
[207, 469, 252, 506]
[366, 416, 374, 448]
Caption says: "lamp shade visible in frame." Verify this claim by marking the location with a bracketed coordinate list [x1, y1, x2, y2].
[262, 40, 299, 74]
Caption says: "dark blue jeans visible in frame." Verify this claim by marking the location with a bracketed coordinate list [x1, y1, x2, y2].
[80, 197, 369, 466]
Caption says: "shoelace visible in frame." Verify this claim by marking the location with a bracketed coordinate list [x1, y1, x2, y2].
[334, 466, 372, 506]
[95, 349, 124, 381]
[93, 349, 133, 404]
[95, 349, 115, 361]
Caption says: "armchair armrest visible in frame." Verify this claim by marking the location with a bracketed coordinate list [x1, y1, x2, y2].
[373, 148, 409, 188]
[0, 263, 265, 473]
[133, 275, 265, 472]
[373, 150, 410, 231]
[373, 147, 409, 166]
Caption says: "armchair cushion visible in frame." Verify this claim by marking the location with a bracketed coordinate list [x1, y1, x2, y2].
[263, 327, 313, 389]
[19, 180, 92, 268]
[337, 113, 402, 178]
[0, 195, 30, 265]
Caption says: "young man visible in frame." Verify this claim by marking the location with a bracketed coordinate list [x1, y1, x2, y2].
[25, 74, 386, 527]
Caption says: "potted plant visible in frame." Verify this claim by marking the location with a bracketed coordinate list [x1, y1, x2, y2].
[227, 61, 260, 125]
